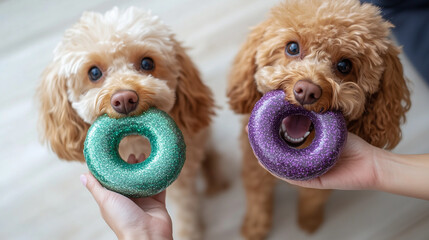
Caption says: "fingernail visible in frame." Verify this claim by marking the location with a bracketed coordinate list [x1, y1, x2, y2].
[80, 174, 87, 186]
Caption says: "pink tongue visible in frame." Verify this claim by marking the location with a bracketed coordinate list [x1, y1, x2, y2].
[282, 115, 312, 139]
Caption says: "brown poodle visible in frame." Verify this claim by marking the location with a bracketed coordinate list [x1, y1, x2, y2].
[37, 7, 225, 239]
[227, 0, 411, 239]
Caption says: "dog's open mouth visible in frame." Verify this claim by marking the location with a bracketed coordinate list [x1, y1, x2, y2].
[280, 115, 314, 147]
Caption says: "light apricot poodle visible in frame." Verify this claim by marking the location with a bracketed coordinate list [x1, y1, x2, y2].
[38, 7, 225, 240]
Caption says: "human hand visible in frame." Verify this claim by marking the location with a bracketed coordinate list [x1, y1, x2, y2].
[80, 154, 172, 240]
[246, 125, 429, 199]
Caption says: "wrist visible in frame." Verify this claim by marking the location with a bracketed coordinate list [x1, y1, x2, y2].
[117, 229, 145, 240]
[118, 228, 172, 240]
[372, 150, 429, 200]
[371, 147, 393, 192]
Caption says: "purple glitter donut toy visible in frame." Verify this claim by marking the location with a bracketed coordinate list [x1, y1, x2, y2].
[248, 90, 347, 180]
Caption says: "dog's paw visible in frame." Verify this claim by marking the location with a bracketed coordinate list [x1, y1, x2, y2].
[241, 213, 271, 240]
[298, 210, 324, 233]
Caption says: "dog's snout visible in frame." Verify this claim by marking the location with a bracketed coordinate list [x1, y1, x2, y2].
[293, 80, 322, 105]
[110, 90, 139, 115]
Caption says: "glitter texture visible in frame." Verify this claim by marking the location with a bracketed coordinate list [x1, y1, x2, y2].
[248, 90, 347, 180]
[84, 107, 186, 197]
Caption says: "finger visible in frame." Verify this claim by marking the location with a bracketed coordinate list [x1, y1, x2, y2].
[245, 125, 249, 134]
[256, 160, 325, 189]
[132, 191, 169, 220]
[132, 190, 166, 207]
[81, 173, 111, 206]
[152, 190, 166, 204]
[284, 178, 325, 189]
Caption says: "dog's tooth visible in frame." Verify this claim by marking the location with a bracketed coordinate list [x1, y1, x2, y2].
[304, 131, 310, 138]
[284, 132, 294, 142]
[284, 132, 290, 141]
[283, 131, 307, 144]
[281, 122, 286, 132]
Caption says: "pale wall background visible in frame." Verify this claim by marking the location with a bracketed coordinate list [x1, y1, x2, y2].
[1, 0, 429, 239]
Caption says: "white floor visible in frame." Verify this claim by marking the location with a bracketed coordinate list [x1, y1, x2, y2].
[1, 0, 429, 239]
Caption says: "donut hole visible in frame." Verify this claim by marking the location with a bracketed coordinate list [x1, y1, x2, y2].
[118, 135, 151, 164]
[279, 114, 315, 148]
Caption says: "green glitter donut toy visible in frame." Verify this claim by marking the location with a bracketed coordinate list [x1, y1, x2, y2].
[84, 107, 186, 197]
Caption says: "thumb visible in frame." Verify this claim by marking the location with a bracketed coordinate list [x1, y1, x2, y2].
[284, 177, 325, 189]
[80, 173, 110, 206]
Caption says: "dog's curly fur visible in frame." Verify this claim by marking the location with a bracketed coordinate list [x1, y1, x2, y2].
[227, 0, 410, 239]
[37, 7, 224, 239]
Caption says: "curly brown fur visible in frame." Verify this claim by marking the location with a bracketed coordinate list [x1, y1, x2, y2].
[227, 0, 410, 239]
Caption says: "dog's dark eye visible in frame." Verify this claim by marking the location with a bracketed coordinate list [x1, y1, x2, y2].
[337, 59, 352, 74]
[88, 66, 102, 82]
[141, 57, 155, 71]
[285, 42, 300, 56]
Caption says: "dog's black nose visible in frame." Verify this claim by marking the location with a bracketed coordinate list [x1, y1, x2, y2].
[293, 80, 322, 105]
[111, 90, 139, 114]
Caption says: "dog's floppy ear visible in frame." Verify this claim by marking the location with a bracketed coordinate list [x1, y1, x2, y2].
[169, 40, 215, 134]
[38, 62, 89, 161]
[227, 20, 270, 114]
[349, 43, 411, 150]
